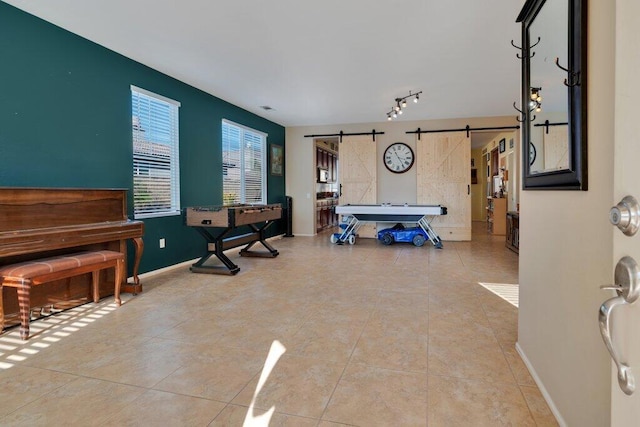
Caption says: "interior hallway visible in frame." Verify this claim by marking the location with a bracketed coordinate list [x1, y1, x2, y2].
[0, 222, 557, 426]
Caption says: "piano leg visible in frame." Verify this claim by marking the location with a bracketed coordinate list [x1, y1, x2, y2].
[123, 237, 144, 295]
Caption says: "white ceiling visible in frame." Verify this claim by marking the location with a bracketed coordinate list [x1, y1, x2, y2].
[4, 0, 525, 128]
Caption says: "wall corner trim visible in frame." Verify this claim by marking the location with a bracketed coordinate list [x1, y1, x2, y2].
[515, 342, 567, 427]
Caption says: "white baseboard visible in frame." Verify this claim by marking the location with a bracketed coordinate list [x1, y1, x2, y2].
[128, 258, 196, 282]
[515, 342, 567, 427]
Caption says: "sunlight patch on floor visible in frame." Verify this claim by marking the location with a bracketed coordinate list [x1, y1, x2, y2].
[0, 300, 118, 370]
[479, 282, 519, 307]
[243, 339, 286, 427]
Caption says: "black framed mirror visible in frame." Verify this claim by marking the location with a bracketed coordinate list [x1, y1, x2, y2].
[517, 0, 587, 190]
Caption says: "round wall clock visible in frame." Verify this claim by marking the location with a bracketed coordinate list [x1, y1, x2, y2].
[529, 142, 537, 166]
[384, 142, 415, 173]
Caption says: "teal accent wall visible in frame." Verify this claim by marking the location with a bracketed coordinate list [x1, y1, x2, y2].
[0, 3, 286, 274]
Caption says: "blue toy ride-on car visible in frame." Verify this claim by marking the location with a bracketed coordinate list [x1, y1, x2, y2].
[377, 223, 430, 247]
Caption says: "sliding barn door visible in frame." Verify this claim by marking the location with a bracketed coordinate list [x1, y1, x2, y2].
[339, 135, 377, 238]
[416, 132, 471, 240]
[543, 125, 569, 171]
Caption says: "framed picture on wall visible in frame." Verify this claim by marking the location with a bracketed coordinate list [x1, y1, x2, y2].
[499, 138, 506, 153]
[270, 145, 283, 176]
[509, 138, 514, 149]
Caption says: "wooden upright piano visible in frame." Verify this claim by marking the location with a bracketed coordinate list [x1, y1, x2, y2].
[0, 188, 144, 327]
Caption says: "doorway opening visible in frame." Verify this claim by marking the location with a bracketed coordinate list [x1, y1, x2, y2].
[314, 138, 339, 233]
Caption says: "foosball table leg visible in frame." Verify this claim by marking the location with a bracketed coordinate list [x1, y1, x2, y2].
[190, 252, 240, 275]
[239, 222, 279, 258]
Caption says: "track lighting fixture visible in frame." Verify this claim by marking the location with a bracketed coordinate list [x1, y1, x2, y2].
[530, 87, 542, 112]
[385, 90, 423, 120]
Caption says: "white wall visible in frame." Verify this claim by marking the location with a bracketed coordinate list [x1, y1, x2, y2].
[517, 1, 615, 425]
[286, 116, 517, 236]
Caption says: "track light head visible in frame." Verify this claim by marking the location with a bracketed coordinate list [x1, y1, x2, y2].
[385, 90, 422, 118]
[529, 87, 543, 112]
[530, 87, 541, 99]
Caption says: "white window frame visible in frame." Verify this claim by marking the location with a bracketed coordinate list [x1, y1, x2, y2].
[131, 85, 181, 219]
[222, 119, 267, 205]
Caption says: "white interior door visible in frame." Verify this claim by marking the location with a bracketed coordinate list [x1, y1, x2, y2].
[339, 134, 377, 238]
[609, 0, 640, 423]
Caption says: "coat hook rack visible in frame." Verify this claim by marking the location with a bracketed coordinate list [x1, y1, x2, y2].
[511, 37, 540, 59]
[513, 102, 534, 123]
[555, 57, 581, 87]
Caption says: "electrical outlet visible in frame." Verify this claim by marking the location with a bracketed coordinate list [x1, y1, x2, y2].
[159, 238, 166, 249]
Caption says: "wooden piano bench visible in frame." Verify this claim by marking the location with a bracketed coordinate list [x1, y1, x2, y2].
[0, 250, 124, 340]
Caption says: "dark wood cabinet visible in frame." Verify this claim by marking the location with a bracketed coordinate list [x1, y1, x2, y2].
[331, 154, 338, 182]
[330, 155, 334, 182]
[315, 142, 339, 231]
[316, 147, 338, 183]
[506, 212, 519, 254]
[315, 198, 338, 231]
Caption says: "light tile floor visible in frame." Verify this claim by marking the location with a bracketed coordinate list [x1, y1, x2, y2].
[0, 222, 558, 426]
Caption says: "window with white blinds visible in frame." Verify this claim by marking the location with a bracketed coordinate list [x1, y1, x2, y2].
[131, 86, 181, 218]
[222, 119, 267, 205]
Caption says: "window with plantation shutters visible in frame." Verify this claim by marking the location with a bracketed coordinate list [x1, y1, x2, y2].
[222, 119, 267, 205]
[131, 86, 181, 218]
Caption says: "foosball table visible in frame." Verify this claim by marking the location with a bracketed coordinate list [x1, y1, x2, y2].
[185, 203, 282, 275]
